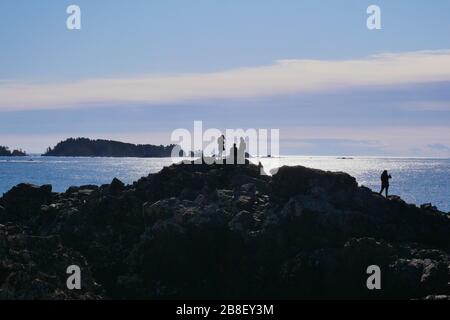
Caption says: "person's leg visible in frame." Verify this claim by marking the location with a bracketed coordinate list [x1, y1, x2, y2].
[385, 185, 389, 197]
[379, 186, 384, 195]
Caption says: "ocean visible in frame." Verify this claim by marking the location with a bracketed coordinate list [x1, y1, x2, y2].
[0, 156, 449, 212]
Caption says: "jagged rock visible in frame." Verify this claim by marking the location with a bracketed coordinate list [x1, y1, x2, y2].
[388, 258, 447, 296]
[1, 184, 52, 220]
[65, 186, 79, 194]
[421, 203, 439, 211]
[271, 166, 358, 201]
[109, 178, 125, 194]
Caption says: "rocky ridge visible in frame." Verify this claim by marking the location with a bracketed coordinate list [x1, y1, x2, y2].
[0, 162, 449, 299]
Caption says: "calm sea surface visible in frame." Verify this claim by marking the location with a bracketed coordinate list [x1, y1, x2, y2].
[1, 156, 449, 212]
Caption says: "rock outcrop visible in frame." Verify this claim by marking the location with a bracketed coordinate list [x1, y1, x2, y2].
[0, 146, 27, 157]
[0, 162, 449, 299]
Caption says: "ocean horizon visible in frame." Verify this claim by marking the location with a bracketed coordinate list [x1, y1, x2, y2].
[1, 155, 449, 212]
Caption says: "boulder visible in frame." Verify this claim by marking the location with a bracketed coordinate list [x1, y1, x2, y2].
[2, 184, 53, 219]
[109, 178, 125, 194]
[271, 166, 357, 201]
[65, 186, 79, 194]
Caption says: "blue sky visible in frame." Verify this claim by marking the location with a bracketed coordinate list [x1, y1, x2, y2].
[1, 0, 450, 155]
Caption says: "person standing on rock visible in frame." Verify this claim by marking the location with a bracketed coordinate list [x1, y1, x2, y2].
[228, 143, 238, 165]
[379, 170, 392, 197]
[218, 135, 225, 159]
[238, 137, 246, 164]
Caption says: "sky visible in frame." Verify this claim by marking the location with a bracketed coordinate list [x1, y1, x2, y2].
[1, 0, 450, 155]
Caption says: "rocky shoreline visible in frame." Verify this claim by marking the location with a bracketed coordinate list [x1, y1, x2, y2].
[0, 162, 449, 299]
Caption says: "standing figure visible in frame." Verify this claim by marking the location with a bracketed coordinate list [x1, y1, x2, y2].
[228, 143, 238, 165]
[238, 137, 247, 164]
[379, 170, 392, 197]
[218, 134, 225, 159]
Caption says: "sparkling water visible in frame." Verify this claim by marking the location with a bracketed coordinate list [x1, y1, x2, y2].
[0, 156, 449, 212]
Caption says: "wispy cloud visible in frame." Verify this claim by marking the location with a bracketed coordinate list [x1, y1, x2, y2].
[400, 100, 450, 111]
[2, 50, 450, 111]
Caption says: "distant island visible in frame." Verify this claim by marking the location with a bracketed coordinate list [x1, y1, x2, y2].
[43, 137, 178, 158]
[0, 146, 27, 157]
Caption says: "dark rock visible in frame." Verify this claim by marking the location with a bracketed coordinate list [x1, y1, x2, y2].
[79, 185, 99, 191]
[235, 195, 254, 210]
[1, 184, 53, 220]
[143, 199, 176, 226]
[0, 224, 104, 299]
[228, 210, 256, 232]
[65, 186, 79, 194]
[421, 203, 438, 211]
[109, 178, 125, 194]
[388, 258, 444, 297]
[0, 162, 449, 300]
[77, 189, 95, 197]
[271, 165, 357, 201]
[66, 185, 97, 195]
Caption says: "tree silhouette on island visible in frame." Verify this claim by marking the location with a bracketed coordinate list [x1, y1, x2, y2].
[43, 137, 177, 158]
[0, 146, 27, 157]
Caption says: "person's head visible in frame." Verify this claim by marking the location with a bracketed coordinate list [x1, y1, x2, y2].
[383, 170, 388, 175]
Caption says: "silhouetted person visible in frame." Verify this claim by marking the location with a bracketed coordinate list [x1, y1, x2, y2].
[379, 170, 392, 197]
[238, 137, 246, 164]
[258, 161, 264, 174]
[228, 143, 238, 165]
[218, 135, 225, 158]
